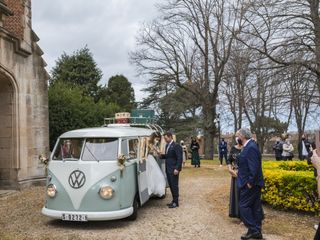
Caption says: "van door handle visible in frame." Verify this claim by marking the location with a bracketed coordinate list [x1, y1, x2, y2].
[138, 170, 142, 175]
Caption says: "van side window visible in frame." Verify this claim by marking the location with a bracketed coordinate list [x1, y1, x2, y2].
[121, 139, 129, 156]
[129, 139, 139, 159]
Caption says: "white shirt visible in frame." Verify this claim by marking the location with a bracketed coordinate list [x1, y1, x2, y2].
[302, 140, 308, 156]
[243, 139, 251, 148]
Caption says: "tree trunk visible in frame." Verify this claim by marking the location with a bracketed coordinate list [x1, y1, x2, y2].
[256, 133, 265, 154]
[309, 0, 320, 94]
[202, 102, 216, 160]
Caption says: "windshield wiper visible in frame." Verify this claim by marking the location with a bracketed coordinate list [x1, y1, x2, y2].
[84, 144, 99, 162]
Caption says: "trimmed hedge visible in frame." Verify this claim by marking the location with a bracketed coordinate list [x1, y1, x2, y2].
[262, 161, 319, 213]
[278, 161, 314, 172]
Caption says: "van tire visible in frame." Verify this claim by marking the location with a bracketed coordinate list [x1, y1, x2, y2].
[128, 195, 139, 221]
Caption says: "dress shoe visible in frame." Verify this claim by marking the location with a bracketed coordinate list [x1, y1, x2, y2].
[168, 202, 179, 208]
[241, 231, 263, 240]
[166, 202, 173, 206]
[240, 230, 250, 239]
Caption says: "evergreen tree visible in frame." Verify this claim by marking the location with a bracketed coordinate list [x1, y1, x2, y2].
[48, 82, 121, 149]
[50, 46, 103, 101]
[105, 75, 136, 112]
[48, 48, 137, 148]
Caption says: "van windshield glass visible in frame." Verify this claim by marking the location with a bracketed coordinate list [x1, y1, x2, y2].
[82, 138, 118, 161]
[53, 138, 84, 161]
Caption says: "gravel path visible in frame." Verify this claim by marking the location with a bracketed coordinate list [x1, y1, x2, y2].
[0, 165, 308, 240]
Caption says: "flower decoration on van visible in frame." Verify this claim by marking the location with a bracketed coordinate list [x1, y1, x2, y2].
[39, 154, 49, 175]
[118, 154, 126, 177]
[39, 154, 49, 165]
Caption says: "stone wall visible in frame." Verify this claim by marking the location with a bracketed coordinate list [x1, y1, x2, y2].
[0, 0, 49, 189]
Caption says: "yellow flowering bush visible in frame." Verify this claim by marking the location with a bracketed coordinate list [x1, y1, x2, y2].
[278, 161, 314, 172]
[262, 161, 319, 213]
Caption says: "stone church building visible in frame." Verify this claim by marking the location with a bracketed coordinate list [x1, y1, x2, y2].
[0, 0, 49, 189]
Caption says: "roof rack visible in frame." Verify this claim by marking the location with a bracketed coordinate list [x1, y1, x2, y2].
[103, 117, 164, 134]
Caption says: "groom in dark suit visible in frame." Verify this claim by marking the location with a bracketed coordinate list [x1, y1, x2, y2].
[162, 132, 183, 208]
[236, 128, 264, 240]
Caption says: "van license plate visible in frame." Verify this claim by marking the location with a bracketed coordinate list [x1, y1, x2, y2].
[62, 213, 88, 222]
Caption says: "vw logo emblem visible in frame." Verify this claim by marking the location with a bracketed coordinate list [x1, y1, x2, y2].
[68, 170, 86, 189]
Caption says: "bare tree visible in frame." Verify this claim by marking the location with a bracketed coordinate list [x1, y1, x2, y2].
[220, 45, 251, 133]
[235, 55, 289, 152]
[131, 0, 247, 159]
[239, 0, 320, 93]
[281, 65, 318, 139]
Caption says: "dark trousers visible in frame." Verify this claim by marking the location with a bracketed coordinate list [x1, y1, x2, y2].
[315, 223, 320, 240]
[239, 185, 263, 234]
[219, 152, 227, 165]
[166, 171, 179, 204]
[275, 155, 282, 161]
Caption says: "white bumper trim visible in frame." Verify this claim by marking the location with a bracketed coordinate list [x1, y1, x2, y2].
[42, 207, 133, 221]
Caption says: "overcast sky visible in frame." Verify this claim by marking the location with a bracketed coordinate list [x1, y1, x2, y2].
[32, 0, 160, 101]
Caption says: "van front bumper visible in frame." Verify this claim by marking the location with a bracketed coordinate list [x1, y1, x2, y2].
[42, 207, 133, 221]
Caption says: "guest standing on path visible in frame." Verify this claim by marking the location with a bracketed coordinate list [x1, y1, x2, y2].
[161, 132, 183, 208]
[227, 137, 242, 219]
[180, 140, 188, 167]
[219, 138, 228, 167]
[298, 134, 311, 160]
[190, 137, 200, 168]
[272, 139, 283, 161]
[236, 128, 264, 240]
[282, 137, 294, 160]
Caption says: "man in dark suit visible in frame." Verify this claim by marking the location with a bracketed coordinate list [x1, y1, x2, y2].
[162, 132, 183, 208]
[236, 128, 264, 240]
[219, 138, 228, 166]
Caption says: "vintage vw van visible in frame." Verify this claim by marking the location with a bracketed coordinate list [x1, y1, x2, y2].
[42, 124, 166, 221]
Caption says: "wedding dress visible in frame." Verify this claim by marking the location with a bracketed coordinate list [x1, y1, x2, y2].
[146, 154, 166, 197]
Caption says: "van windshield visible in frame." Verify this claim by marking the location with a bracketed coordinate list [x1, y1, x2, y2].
[53, 138, 84, 161]
[82, 138, 118, 161]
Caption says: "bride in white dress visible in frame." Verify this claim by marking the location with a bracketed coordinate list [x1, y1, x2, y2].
[145, 134, 166, 197]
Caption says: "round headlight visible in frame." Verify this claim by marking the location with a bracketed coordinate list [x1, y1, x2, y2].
[99, 186, 114, 199]
[47, 184, 57, 198]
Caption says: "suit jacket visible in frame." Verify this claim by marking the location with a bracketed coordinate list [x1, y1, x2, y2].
[237, 139, 264, 188]
[219, 141, 227, 154]
[163, 141, 183, 173]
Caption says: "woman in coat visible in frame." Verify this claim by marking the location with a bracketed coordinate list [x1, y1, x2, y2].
[282, 138, 294, 160]
[180, 140, 188, 166]
[190, 137, 200, 167]
[227, 136, 242, 218]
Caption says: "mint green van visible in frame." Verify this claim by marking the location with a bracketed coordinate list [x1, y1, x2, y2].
[42, 124, 165, 221]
